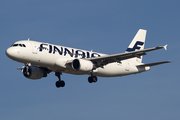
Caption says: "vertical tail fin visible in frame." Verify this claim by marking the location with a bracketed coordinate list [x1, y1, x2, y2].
[126, 29, 147, 63]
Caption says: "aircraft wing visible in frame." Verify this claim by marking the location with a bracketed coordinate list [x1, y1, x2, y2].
[85, 45, 167, 67]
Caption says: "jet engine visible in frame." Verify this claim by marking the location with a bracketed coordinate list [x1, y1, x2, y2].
[23, 65, 46, 80]
[72, 59, 93, 72]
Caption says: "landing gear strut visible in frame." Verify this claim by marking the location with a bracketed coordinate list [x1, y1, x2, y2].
[55, 72, 65, 88]
[88, 70, 98, 83]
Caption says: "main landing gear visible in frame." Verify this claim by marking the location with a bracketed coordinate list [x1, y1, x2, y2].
[88, 76, 98, 83]
[88, 70, 98, 83]
[55, 72, 65, 88]
[55, 70, 98, 88]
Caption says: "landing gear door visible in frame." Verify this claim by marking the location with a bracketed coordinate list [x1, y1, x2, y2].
[31, 42, 38, 54]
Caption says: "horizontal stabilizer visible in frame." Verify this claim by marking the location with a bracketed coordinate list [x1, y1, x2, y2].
[137, 61, 171, 67]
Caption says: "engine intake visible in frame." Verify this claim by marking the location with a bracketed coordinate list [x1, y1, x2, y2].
[23, 65, 46, 80]
[72, 59, 93, 72]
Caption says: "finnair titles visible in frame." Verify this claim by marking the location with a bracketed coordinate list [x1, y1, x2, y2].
[39, 43, 101, 58]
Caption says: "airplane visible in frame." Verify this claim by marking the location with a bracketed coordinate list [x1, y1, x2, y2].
[6, 29, 171, 88]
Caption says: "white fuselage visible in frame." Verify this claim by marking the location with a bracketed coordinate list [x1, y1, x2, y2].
[6, 40, 150, 77]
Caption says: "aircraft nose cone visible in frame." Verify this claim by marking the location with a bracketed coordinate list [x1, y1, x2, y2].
[6, 47, 14, 58]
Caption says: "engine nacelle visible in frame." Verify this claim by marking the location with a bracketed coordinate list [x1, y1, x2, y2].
[72, 59, 93, 72]
[23, 65, 45, 80]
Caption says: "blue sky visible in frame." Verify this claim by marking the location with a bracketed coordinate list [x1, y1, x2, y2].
[0, 0, 179, 120]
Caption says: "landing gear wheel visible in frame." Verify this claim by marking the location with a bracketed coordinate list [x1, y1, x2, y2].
[56, 81, 61, 88]
[92, 76, 97, 82]
[55, 80, 65, 88]
[55, 72, 65, 88]
[88, 76, 93, 83]
[60, 81, 65, 87]
[88, 76, 98, 83]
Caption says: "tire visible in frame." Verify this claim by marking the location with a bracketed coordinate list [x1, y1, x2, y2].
[55, 80, 65, 88]
[60, 81, 65, 87]
[88, 76, 98, 83]
[88, 76, 93, 83]
[56, 81, 61, 88]
[92, 76, 98, 82]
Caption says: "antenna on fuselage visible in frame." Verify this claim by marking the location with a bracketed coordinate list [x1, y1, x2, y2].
[28, 38, 30, 41]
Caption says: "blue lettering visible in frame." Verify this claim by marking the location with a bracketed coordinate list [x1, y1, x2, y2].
[86, 52, 90, 58]
[49, 45, 52, 53]
[39, 44, 48, 52]
[53, 46, 63, 55]
[75, 50, 85, 58]
[40, 44, 102, 58]
[64, 48, 74, 57]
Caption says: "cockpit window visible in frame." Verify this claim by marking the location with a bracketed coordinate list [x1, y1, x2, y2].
[12, 44, 26, 47]
[12, 44, 18, 47]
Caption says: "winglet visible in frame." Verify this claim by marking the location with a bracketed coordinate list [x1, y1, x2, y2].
[164, 44, 168, 50]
